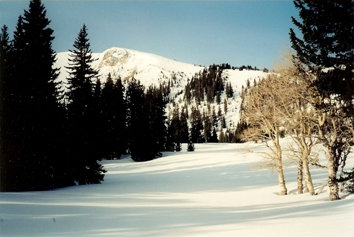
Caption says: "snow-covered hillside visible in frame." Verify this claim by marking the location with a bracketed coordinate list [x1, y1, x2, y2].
[56, 47, 203, 87]
[55, 47, 268, 130]
[1, 143, 353, 236]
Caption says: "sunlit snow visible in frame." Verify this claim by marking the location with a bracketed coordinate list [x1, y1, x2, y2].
[1, 143, 353, 237]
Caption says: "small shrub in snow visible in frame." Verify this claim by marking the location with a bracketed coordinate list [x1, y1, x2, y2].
[187, 141, 195, 152]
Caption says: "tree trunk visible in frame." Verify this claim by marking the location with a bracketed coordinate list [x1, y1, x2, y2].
[328, 152, 340, 201]
[303, 158, 315, 195]
[297, 160, 304, 194]
[277, 156, 287, 195]
[274, 137, 287, 195]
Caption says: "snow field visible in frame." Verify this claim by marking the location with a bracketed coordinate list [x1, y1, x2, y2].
[1, 143, 353, 237]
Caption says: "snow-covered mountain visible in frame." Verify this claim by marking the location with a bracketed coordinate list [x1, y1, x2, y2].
[56, 47, 202, 87]
[55, 47, 268, 132]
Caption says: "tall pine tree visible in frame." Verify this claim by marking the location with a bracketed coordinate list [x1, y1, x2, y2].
[126, 80, 166, 161]
[66, 24, 105, 184]
[0, 25, 12, 191]
[144, 86, 167, 156]
[101, 74, 127, 159]
[2, 0, 64, 191]
[126, 79, 147, 161]
[113, 78, 128, 157]
[290, 0, 353, 103]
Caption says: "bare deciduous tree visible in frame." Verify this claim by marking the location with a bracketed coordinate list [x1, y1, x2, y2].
[276, 65, 317, 195]
[315, 99, 353, 200]
[241, 57, 353, 200]
[294, 63, 353, 200]
[241, 74, 288, 195]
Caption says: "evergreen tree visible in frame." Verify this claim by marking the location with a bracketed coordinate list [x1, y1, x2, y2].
[92, 78, 104, 158]
[94, 78, 102, 99]
[113, 78, 127, 156]
[203, 112, 212, 142]
[217, 106, 222, 118]
[187, 140, 195, 152]
[180, 108, 190, 143]
[101, 73, 116, 158]
[234, 121, 248, 143]
[2, 0, 66, 190]
[126, 79, 158, 161]
[170, 107, 181, 150]
[165, 120, 176, 151]
[290, 0, 354, 103]
[211, 107, 218, 127]
[0, 25, 12, 191]
[100, 75, 127, 159]
[184, 83, 192, 103]
[66, 24, 105, 184]
[190, 107, 204, 143]
[224, 99, 228, 113]
[175, 142, 182, 152]
[126, 79, 143, 160]
[226, 82, 234, 98]
[144, 86, 167, 157]
[210, 127, 218, 143]
[221, 116, 226, 129]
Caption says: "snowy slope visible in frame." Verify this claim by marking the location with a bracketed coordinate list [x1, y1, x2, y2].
[55, 47, 268, 129]
[1, 143, 353, 236]
[55, 47, 202, 88]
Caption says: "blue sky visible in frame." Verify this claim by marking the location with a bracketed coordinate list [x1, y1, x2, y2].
[0, 0, 298, 69]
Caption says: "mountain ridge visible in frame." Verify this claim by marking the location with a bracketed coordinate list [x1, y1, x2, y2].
[55, 47, 269, 136]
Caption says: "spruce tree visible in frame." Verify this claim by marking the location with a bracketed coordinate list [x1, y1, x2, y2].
[143, 86, 167, 158]
[92, 78, 104, 158]
[165, 120, 176, 152]
[170, 107, 181, 150]
[210, 127, 218, 143]
[126, 81, 166, 161]
[203, 112, 212, 142]
[66, 24, 105, 184]
[290, 0, 353, 103]
[149, 86, 167, 155]
[190, 107, 204, 143]
[180, 108, 190, 143]
[101, 73, 115, 158]
[226, 82, 234, 98]
[113, 78, 127, 157]
[3, 16, 26, 191]
[126, 79, 147, 161]
[0, 25, 12, 191]
[101, 75, 127, 159]
[3, 0, 65, 190]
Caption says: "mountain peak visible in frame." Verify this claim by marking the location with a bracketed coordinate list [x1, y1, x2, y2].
[55, 47, 268, 131]
[56, 47, 203, 86]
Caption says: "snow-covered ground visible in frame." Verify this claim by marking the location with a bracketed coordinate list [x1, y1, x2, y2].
[1, 143, 353, 237]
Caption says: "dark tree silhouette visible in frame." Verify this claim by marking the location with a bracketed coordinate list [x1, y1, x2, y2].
[0, 25, 12, 191]
[66, 24, 105, 185]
